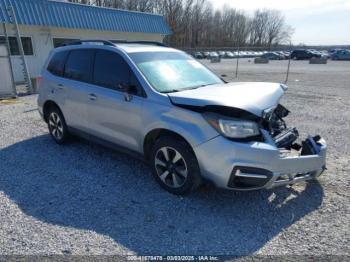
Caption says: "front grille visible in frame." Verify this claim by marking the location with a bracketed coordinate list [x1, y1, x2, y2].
[274, 127, 299, 148]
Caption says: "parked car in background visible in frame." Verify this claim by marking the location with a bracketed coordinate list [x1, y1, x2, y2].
[203, 51, 210, 58]
[291, 49, 320, 60]
[218, 51, 226, 58]
[240, 51, 248, 58]
[38, 40, 327, 195]
[309, 50, 327, 58]
[247, 51, 257, 58]
[282, 51, 291, 59]
[193, 51, 204, 59]
[329, 49, 343, 55]
[320, 50, 330, 59]
[208, 51, 219, 59]
[261, 52, 283, 60]
[226, 51, 234, 58]
[275, 51, 289, 59]
[331, 50, 350, 60]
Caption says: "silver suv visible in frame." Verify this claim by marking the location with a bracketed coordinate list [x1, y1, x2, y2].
[38, 40, 327, 195]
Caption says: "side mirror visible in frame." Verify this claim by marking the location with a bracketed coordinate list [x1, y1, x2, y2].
[118, 83, 138, 102]
[220, 74, 229, 83]
[118, 83, 129, 92]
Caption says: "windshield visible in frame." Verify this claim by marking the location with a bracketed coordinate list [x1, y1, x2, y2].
[130, 51, 223, 93]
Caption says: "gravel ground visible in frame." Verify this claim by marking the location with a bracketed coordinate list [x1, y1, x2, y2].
[0, 60, 349, 257]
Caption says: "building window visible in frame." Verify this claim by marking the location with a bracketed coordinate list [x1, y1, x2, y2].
[0, 36, 34, 56]
[53, 38, 80, 48]
[0, 36, 6, 45]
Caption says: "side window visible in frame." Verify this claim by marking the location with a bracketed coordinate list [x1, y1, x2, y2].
[93, 50, 142, 95]
[64, 49, 94, 83]
[47, 51, 69, 76]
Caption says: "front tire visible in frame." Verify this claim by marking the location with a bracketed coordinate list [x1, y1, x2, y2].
[47, 107, 69, 144]
[150, 136, 202, 195]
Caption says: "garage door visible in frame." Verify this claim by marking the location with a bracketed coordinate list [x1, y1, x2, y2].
[0, 43, 16, 98]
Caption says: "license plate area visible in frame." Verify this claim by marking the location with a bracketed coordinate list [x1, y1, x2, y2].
[279, 135, 323, 158]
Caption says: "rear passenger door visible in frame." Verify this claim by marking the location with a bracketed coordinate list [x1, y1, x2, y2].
[61, 49, 95, 131]
[45, 50, 69, 109]
[85, 49, 145, 152]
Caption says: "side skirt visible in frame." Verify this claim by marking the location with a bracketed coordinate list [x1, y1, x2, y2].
[68, 127, 146, 163]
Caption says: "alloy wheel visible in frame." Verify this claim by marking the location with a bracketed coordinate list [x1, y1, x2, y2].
[154, 146, 188, 188]
[49, 112, 63, 140]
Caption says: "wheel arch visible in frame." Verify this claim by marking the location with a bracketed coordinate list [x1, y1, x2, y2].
[143, 128, 194, 161]
[42, 100, 62, 123]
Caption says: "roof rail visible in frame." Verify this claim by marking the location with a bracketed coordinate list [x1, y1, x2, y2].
[60, 40, 115, 47]
[112, 40, 168, 47]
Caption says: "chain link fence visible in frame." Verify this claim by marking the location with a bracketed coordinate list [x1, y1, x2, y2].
[178, 45, 325, 84]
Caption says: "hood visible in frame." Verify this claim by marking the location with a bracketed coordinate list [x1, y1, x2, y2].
[168, 82, 287, 116]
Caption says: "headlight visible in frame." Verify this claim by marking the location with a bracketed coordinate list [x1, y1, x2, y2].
[204, 113, 260, 139]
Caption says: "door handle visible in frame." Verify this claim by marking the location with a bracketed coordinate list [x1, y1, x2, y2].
[57, 83, 64, 90]
[89, 93, 97, 101]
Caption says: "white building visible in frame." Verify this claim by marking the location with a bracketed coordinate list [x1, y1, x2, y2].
[0, 0, 171, 83]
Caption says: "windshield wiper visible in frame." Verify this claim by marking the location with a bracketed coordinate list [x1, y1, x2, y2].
[162, 89, 181, 93]
[162, 83, 216, 94]
[190, 83, 220, 89]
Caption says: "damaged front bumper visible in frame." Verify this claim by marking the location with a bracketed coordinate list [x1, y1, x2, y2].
[265, 135, 326, 189]
[194, 130, 327, 191]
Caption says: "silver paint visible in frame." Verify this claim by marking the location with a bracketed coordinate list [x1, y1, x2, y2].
[38, 43, 327, 191]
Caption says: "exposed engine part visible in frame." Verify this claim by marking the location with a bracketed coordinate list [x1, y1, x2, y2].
[274, 127, 299, 148]
[262, 104, 290, 137]
[275, 104, 290, 118]
[262, 104, 300, 149]
[291, 143, 302, 151]
[301, 136, 322, 155]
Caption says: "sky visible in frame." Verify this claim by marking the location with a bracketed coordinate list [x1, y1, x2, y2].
[210, 0, 350, 45]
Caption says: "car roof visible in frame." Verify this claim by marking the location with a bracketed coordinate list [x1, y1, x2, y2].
[115, 43, 181, 53]
[53, 42, 181, 54]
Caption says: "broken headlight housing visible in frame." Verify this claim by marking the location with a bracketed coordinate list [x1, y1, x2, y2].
[204, 113, 260, 139]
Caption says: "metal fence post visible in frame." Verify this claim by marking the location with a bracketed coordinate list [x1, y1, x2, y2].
[285, 42, 292, 84]
[235, 45, 240, 78]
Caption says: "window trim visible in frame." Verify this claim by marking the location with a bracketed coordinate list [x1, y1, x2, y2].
[0, 35, 35, 57]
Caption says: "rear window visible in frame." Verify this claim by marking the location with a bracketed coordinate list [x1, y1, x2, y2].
[64, 49, 94, 83]
[47, 51, 69, 76]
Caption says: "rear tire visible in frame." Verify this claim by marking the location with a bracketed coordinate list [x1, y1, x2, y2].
[150, 136, 202, 195]
[47, 106, 69, 144]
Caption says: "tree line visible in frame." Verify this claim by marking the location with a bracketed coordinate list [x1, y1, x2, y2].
[67, 0, 294, 49]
